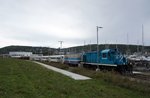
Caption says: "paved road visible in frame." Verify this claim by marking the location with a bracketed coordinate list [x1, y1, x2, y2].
[33, 61, 91, 80]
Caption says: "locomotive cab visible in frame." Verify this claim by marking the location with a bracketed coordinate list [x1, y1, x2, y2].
[100, 49, 127, 65]
[100, 49, 116, 65]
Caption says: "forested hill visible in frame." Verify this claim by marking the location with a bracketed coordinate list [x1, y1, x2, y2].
[65, 44, 150, 54]
[0, 46, 55, 55]
[0, 44, 150, 55]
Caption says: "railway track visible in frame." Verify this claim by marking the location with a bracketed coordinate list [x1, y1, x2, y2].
[128, 71, 150, 83]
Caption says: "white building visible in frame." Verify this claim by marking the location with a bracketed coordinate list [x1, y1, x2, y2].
[9, 52, 32, 58]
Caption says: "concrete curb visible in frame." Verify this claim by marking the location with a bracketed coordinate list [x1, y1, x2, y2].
[33, 61, 91, 80]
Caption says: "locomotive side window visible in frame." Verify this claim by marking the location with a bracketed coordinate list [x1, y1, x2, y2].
[102, 53, 107, 58]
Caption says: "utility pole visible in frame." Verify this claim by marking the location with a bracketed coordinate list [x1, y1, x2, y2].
[58, 41, 63, 49]
[82, 41, 86, 53]
[105, 40, 107, 49]
[142, 24, 144, 54]
[137, 40, 139, 53]
[126, 33, 130, 55]
[105, 40, 109, 49]
[58, 41, 63, 54]
[84, 41, 86, 52]
[89, 40, 91, 52]
[96, 26, 103, 71]
[116, 40, 118, 49]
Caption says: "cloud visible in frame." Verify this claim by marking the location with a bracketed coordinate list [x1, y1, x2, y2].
[0, 0, 150, 48]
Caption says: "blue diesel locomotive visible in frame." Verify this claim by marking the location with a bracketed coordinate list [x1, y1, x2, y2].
[64, 49, 132, 74]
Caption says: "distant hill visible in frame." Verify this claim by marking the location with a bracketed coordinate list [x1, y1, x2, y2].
[63, 44, 150, 54]
[0, 45, 56, 55]
[0, 44, 150, 55]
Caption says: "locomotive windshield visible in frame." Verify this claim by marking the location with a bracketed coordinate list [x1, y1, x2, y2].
[102, 53, 107, 58]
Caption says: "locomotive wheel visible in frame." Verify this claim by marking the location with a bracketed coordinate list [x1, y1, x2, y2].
[127, 65, 133, 75]
[122, 66, 127, 75]
[117, 65, 128, 75]
[119, 65, 133, 75]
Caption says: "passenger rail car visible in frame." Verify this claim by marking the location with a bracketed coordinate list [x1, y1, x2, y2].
[64, 53, 82, 65]
[30, 55, 49, 61]
[48, 55, 64, 63]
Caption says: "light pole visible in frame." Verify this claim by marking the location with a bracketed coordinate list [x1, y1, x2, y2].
[96, 26, 103, 71]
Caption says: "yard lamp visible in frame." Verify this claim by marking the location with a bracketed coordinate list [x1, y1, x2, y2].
[96, 26, 103, 71]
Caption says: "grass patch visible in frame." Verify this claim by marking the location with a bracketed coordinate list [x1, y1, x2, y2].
[43, 61, 150, 95]
[0, 58, 150, 98]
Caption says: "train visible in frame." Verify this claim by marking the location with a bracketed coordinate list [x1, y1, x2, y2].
[48, 48, 133, 74]
[29, 49, 132, 74]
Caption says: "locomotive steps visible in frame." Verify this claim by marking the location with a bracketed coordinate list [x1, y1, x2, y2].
[33, 61, 91, 80]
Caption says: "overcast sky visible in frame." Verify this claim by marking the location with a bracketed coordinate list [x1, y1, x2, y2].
[0, 0, 150, 48]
